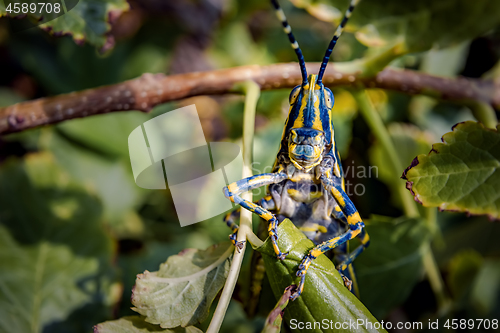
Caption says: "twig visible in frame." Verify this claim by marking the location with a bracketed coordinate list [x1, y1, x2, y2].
[1, 62, 499, 135]
[206, 80, 260, 333]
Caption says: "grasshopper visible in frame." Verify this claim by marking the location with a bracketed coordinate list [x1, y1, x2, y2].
[223, 0, 368, 301]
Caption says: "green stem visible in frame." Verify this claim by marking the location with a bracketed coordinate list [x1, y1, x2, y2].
[469, 102, 498, 129]
[238, 79, 263, 247]
[422, 242, 450, 312]
[426, 207, 445, 248]
[425, 207, 438, 236]
[207, 80, 261, 333]
[423, 207, 450, 310]
[352, 90, 419, 218]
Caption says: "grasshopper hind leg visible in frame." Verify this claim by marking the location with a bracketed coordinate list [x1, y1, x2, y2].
[332, 243, 358, 295]
[336, 228, 370, 276]
[223, 195, 276, 252]
[327, 207, 359, 293]
[223, 209, 245, 251]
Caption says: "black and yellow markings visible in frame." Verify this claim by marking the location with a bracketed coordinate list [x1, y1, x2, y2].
[224, 172, 289, 259]
[223, 0, 367, 300]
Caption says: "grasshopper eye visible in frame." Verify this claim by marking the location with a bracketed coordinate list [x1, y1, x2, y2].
[324, 88, 334, 109]
[289, 85, 301, 105]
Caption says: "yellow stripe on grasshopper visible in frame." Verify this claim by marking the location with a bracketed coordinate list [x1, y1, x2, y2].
[300, 224, 328, 233]
[254, 175, 270, 182]
[310, 249, 323, 259]
[228, 182, 238, 193]
[287, 188, 323, 201]
[360, 230, 370, 244]
[347, 211, 362, 225]
[330, 187, 346, 206]
[292, 91, 308, 129]
[262, 211, 274, 220]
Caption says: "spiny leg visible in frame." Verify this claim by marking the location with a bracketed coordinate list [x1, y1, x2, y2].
[292, 222, 363, 299]
[332, 243, 354, 293]
[337, 228, 370, 273]
[332, 204, 348, 223]
[330, 205, 359, 291]
[321, 175, 363, 227]
[223, 208, 244, 250]
[291, 175, 365, 299]
[223, 195, 276, 251]
[340, 263, 356, 293]
[335, 229, 370, 296]
[224, 172, 288, 259]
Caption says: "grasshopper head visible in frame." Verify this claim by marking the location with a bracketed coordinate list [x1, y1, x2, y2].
[285, 74, 335, 172]
[288, 127, 326, 171]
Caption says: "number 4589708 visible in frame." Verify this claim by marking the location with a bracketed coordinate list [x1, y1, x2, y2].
[6, 2, 62, 15]
[443, 318, 498, 330]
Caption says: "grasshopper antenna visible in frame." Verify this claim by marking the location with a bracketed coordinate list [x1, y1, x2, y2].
[271, 0, 308, 84]
[317, 0, 360, 83]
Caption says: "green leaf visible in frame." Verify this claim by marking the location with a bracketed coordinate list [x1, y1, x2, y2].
[402, 121, 500, 220]
[0, 0, 129, 50]
[257, 220, 385, 333]
[355, 215, 431, 319]
[0, 153, 118, 333]
[131, 243, 233, 328]
[94, 316, 203, 333]
[293, 0, 500, 52]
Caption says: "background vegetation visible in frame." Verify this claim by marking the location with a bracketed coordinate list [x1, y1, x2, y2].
[0, 0, 499, 332]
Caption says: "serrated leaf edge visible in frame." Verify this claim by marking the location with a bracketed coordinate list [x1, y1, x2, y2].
[402, 121, 500, 220]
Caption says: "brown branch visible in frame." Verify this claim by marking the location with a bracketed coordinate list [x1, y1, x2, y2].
[1, 62, 499, 135]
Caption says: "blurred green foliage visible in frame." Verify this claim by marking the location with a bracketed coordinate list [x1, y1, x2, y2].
[1, 0, 500, 332]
